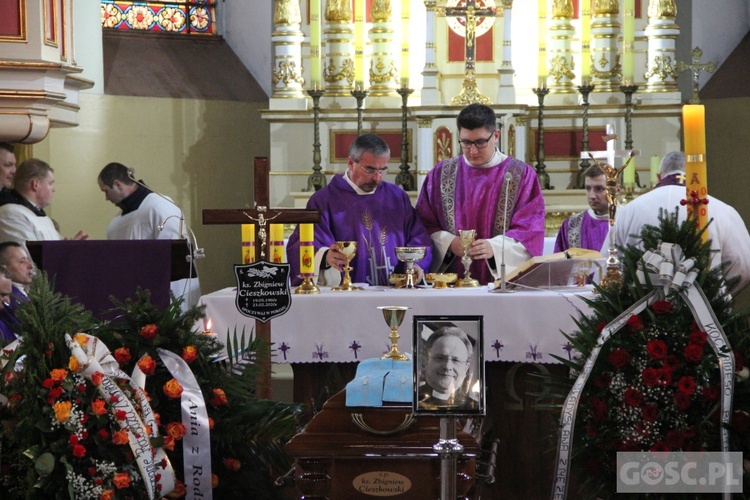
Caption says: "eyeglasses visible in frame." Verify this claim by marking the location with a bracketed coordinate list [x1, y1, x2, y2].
[354, 160, 388, 176]
[458, 131, 495, 150]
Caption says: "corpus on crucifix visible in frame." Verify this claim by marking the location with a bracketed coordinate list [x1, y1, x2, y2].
[445, 0, 497, 105]
[203, 157, 320, 398]
[675, 46, 716, 104]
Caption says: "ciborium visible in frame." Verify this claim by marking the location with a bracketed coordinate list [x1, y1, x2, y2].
[456, 229, 479, 288]
[331, 241, 363, 291]
[395, 246, 427, 289]
[378, 306, 410, 361]
[425, 273, 457, 289]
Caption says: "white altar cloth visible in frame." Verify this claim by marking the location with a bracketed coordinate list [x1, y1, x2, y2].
[199, 285, 594, 365]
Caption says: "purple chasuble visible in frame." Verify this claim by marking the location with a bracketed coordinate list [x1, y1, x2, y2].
[288, 174, 433, 286]
[416, 155, 545, 285]
[554, 210, 609, 253]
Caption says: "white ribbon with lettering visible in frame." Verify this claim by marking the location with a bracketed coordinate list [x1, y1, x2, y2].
[65, 334, 177, 499]
[158, 349, 212, 500]
[551, 243, 735, 500]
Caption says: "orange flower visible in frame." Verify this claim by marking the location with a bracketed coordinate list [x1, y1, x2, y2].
[211, 473, 219, 488]
[224, 458, 241, 471]
[166, 480, 187, 499]
[181, 346, 198, 364]
[91, 371, 104, 387]
[100, 490, 114, 500]
[166, 421, 186, 440]
[137, 355, 157, 376]
[53, 401, 72, 422]
[139, 324, 159, 340]
[68, 356, 81, 372]
[210, 388, 227, 406]
[113, 472, 131, 489]
[114, 347, 132, 365]
[73, 333, 89, 348]
[91, 399, 108, 416]
[162, 435, 175, 451]
[50, 368, 68, 382]
[112, 429, 129, 445]
[208, 417, 215, 430]
[163, 378, 184, 399]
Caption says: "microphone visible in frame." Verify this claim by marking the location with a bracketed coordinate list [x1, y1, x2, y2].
[497, 171, 514, 293]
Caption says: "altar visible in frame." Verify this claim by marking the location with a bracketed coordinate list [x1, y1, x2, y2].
[199, 285, 593, 497]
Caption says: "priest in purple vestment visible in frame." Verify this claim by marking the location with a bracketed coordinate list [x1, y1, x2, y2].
[554, 165, 610, 253]
[288, 134, 433, 287]
[416, 104, 545, 285]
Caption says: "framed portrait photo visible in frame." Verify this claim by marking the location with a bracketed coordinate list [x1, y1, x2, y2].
[412, 315, 485, 416]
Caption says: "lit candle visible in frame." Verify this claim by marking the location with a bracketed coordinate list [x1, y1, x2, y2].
[581, 0, 590, 83]
[401, 0, 409, 88]
[241, 224, 255, 263]
[299, 223, 315, 276]
[622, 0, 635, 84]
[310, 0, 322, 88]
[623, 160, 635, 186]
[354, 0, 366, 89]
[682, 104, 709, 242]
[270, 224, 285, 263]
[650, 155, 660, 187]
[538, 0, 547, 87]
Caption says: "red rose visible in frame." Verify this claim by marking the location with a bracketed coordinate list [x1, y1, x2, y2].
[589, 397, 608, 422]
[596, 321, 608, 333]
[663, 355, 680, 372]
[651, 300, 674, 315]
[666, 430, 684, 449]
[140, 324, 159, 340]
[115, 410, 127, 421]
[701, 385, 719, 402]
[689, 330, 708, 346]
[114, 347, 132, 365]
[626, 315, 644, 332]
[675, 391, 692, 411]
[91, 371, 104, 386]
[42, 378, 55, 389]
[98, 429, 110, 441]
[224, 458, 242, 471]
[609, 348, 630, 369]
[641, 367, 659, 387]
[642, 404, 659, 422]
[69, 434, 78, 446]
[677, 376, 696, 395]
[656, 369, 673, 386]
[684, 343, 704, 363]
[72, 444, 87, 458]
[624, 387, 643, 407]
[49, 387, 63, 399]
[647, 340, 668, 359]
[651, 441, 671, 452]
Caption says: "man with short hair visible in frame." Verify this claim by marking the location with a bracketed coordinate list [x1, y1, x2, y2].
[287, 133, 433, 286]
[0, 273, 16, 343]
[0, 158, 87, 247]
[416, 103, 545, 285]
[419, 326, 477, 409]
[0, 142, 17, 204]
[606, 151, 750, 289]
[554, 164, 610, 253]
[0, 241, 34, 298]
[98, 162, 200, 309]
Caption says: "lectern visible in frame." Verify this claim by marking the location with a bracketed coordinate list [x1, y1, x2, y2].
[27, 240, 194, 318]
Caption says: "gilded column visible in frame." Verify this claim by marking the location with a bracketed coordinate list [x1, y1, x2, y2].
[496, 0, 515, 103]
[548, 0, 575, 93]
[368, 0, 398, 96]
[417, 117, 434, 193]
[644, 0, 679, 93]
[323, 0, 355, 96]
[272, 0, 306, 98]
[422, 1, 440, 105]
[590, 0, 621, 92]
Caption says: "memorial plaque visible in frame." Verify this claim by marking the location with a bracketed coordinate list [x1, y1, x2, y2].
[234, 262, 291, 323]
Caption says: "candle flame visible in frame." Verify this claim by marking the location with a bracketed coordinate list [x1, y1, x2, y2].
[204, 317, 213, 333]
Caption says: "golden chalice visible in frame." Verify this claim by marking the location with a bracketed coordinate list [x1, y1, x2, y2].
[378, 306, 410, 361]
[425, 273, 458, 289]
[331, 241, 363, 291]
[456, 229, 479, 288]
[395, 246, 427, 289]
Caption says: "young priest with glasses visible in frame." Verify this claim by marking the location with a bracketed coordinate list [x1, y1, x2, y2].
[416, 104, 545, 285]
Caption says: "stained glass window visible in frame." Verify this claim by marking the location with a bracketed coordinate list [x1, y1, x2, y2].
[101, 1, 217, 35]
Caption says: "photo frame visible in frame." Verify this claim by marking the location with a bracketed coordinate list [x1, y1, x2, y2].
[413, 315, 485, 416]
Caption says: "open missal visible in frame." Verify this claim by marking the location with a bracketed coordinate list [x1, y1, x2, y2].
[492, 248, 603, 291]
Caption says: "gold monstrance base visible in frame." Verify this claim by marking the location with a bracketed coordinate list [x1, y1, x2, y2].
[295, 275, 320, 295]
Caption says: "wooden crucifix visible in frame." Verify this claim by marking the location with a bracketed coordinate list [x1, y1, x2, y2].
[445, 0, 496, 105]
[203, 157, 320, 398]
[675, 46, 716, 104]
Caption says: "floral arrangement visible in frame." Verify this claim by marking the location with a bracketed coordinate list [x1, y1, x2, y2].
[545, 210, 750, 498]
[0, 279, 301, 499]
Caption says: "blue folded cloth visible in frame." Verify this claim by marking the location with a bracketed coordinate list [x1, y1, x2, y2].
[345, 357, 413, 407]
